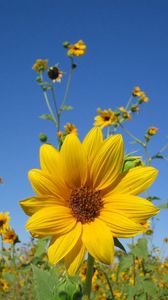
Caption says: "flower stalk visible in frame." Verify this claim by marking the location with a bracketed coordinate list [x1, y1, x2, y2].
[83, 253, 95, 299]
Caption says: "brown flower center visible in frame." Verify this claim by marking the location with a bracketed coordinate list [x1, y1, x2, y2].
[0, 220, 5, 227]
[69, 186, 103, 223]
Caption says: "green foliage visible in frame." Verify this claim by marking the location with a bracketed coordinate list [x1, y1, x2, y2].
[158, 201, 168, 209]
[39, 114, 56, 122]
[60, 105, 73, 111]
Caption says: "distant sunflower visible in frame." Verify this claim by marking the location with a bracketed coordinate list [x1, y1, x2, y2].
[20, 127, 159, 275]
[94, 109, 118, 128]
[0, 212, 10, 234]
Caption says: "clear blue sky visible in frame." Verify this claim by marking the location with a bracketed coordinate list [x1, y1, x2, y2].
[0, 0, 168, 253]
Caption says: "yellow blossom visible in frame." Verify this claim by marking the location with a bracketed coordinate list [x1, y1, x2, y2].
[147, 127, 158, 136]
[3, 228, 19, 244]
[94, 108, 118, 128]
[32, 59, 48, 73]
[139, 91, 149, 102]
[0, 279, 9, 292]
[0, 212, 10, 234]
[113, 290, 122, 299]
[67, 40, 86, 56]
[132, 86, 141, 97]
[64, 123, 78, 135]
[20, 127, 159, 275]
[119, 107, 132, 120]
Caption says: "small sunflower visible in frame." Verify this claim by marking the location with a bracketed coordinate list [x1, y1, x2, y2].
[147, 127, 158, 136]
[64, 123, 78, 135]
[32, 59, 48, 73]
[48, 66, 64, 83]
[67, 40, 87, 57]
[119, 107, 132, 120]
[20, 127, 159, 275]
[0, 212, 10, 234]
[94, 109, 118, 128]
[3, 228, 19, 244]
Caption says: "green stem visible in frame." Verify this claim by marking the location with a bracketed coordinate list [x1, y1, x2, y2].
[61, 58, 74, 110]
[119, 122, 145, 147]
[96, 266, 115, 299]
[83, 253, 95, 299]
[42, 90, 58, 126]
[143, 145, 151, 166]
[125, 95, 133, 110]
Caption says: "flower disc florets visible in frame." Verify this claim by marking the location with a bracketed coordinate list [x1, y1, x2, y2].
[69, 186, 103, 223]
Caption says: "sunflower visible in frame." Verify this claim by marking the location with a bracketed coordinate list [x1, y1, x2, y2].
[67, 40, 87, 56]
[0, 212, 10, 234]
[3, 228, 19, 244]
[94, 109, 118, 128]
[20, 127, 159, 275]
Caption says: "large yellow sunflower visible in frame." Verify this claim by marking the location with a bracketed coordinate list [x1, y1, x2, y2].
[20, 127, 159, 275]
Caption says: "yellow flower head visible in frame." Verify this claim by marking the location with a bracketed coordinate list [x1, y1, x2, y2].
[139, 91, 149, 103]
[132, 86, 141, 97]
[48, 66, 64, 83]
[0, 212, 10, 233]
[119, 107, 132, 120]
[3, 228, 19, 244]
[94, 108, 118, 128]
[32, 59, 48, 73]
[64, 123, 78, 135]
[0, 279, 9, 292]
[147, 127, 158, 136]
[20, 127, 159, 275]
[67, 40, 87, 57]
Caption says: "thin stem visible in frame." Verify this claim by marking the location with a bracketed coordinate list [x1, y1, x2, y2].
[119, 122, 145, 147]
[144, 145, 151, 166]
[96, 266, 115, 299]
[83, 253, 95, 299]
[159, 142, 168, 154]
[42, 90, 57, 126]
[50, 82, 59, 117]
[125, 95, 133, 110]
[61, 58, 74, 109]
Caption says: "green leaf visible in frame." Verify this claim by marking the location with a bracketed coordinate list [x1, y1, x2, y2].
[3, 272, 16, 282]
[32, 265, 57, 300]
[147, 196, 160, 201]
[40, 114, 56, 122]
[60, 105, 73, 111]
[158, 202, 168, 209]
[114, 237, 126, 252]
[34, 237, 49, 257]
[131, 238, 148, 260]
[118, 254, 133, 272]
[152, 154, 164, 159]
[143, 280, 157, 296]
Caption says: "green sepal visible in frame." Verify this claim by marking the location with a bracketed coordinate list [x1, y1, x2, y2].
[114, 237, 126, 253]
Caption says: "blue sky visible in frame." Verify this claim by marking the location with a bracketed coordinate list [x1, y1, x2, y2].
[0, 0, 168, 253]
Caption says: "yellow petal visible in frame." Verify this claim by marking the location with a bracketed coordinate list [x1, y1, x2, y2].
[28, 169, 70, 199]
[40, 144, 63, 176]
[61, 134, 87, 188]
[26, 206, 76, 237]
[90, 135, 124, 190]
[48, 222, 82, 264]
[99, 210, 144, 237]
[64, 239, 86, 275]
[108, 166, 158, 196]
[82, 219, 114, 264]
[82, 127, 103, 167]
[103, 194, 160, 223]
[19, 195, 66, 216]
